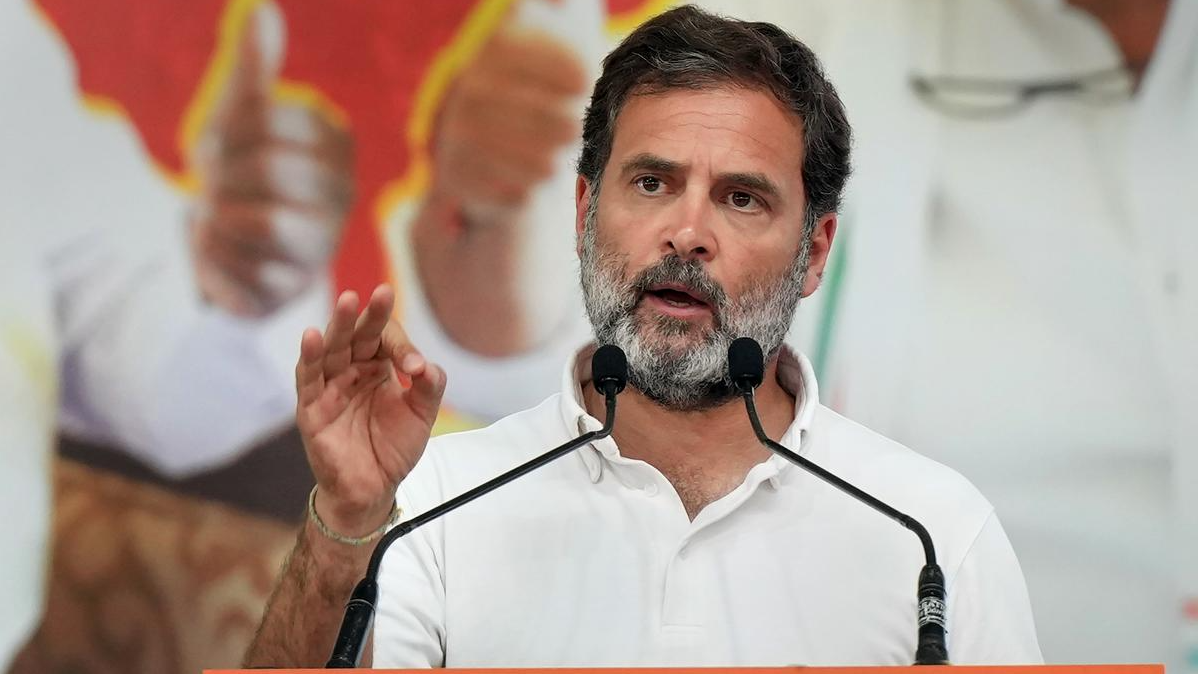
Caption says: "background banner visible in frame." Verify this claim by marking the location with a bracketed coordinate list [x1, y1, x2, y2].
[1, 0, 1193, 672]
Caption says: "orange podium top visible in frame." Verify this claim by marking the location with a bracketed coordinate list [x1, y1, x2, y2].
[205, 666, 1164, 673]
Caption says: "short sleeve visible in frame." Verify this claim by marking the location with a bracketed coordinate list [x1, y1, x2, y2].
[946, 511, 1044, 664]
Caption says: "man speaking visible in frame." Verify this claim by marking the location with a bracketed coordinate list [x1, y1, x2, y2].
[245, 5, 1041, 667]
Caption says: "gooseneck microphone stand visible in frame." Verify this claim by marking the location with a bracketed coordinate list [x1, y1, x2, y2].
[325, 345, 628, 668]
[727, 337, 950, 665]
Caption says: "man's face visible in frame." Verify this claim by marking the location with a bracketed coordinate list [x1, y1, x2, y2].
[576, 86, 836, 410]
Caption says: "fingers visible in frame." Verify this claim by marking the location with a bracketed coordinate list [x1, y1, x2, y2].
[190, 203, 329, 316]
[351, 285, 395, 361]
[191, 67, 355, 314]
[432, 30, 582, 213]
[437, 123, 556, 184]
[193, 200, 338, 267]
[201, 145, 355, 213]
[295, 327, 326, 406]
[192, 252, 271, 317]
[484, 30, 587, 96]
[398, 352, 447, 422]
[377, 315, 420, 372]
[294, 286, 446, 444]
[434, 141, 553, 207]
[321, 291, 360, 378]
[447, 74, 579, 144]
[312, 285, 432, 398]
[206, 104, 353, 165]
[301, 359, 390, 437]
[219, 0, 285, 109]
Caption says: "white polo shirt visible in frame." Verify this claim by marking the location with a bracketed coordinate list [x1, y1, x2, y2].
[375, 346, 1042, 667]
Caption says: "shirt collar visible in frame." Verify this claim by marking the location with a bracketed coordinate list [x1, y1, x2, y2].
[559, 342, 821, 484]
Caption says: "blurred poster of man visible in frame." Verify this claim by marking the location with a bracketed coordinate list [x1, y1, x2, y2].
[0, 0, 341, 669]
[2, 0, 665, 671]
[697, 0, 1198, 669]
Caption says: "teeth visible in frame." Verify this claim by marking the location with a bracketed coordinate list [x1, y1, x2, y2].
[647, 288, 706, 309]
[657, 290, 699, 307]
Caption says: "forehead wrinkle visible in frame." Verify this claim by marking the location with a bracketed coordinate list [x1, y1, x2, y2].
[645, 114, 795, 173]
[608, 88, 806, 204]
[630, 128, 789, 200]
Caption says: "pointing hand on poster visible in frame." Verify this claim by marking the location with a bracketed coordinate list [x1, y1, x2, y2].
[409, 20, 588, 358]
[296, 285, 446, 537]
[429, 22, 586, 221]
[190, 1, 354, 318]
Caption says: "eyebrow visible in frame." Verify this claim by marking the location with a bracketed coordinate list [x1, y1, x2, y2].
[618, 153, 783, 201]
[619, 153, 682, 176]
[719, 171, 782, 200]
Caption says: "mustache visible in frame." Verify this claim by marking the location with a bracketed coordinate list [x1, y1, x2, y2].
[627, 255, 728, 310]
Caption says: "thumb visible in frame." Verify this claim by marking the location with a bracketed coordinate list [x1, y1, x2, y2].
[223, 1, 286, 104]
[399, 353, 447, 424]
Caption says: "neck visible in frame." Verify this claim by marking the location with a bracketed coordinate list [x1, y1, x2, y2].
[583, 354, 797, 515]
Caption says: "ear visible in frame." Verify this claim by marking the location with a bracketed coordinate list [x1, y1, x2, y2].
[800, 213, 838, 298]
[575, 175, 591, 258]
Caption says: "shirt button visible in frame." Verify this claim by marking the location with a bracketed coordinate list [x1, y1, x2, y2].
[643, 483, 659, 497]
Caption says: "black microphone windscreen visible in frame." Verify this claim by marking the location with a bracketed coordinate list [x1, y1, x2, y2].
[592, 344, 628, 394]
[728, 337, 765, 390]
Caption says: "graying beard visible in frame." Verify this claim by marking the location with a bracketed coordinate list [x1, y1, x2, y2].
[579, 181, 812, 411]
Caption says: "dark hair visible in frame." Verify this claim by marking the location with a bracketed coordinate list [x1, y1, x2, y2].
[578, 5, 852, 222]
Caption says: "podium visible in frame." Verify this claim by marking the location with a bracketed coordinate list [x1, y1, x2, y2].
[205, 666, 1164, 673]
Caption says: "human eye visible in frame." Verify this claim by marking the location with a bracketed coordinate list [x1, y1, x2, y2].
[633, 175, 665, 195]
[725, 190, 764, 212]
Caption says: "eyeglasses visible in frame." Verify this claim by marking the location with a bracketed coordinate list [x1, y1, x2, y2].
[909, 66, 1132, 119]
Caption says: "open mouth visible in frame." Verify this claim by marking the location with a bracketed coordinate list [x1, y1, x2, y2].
[643, 283, 712, 312]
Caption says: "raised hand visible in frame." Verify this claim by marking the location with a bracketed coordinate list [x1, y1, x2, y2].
[190, 1, 353, 317]
[295, 284, 446, 536]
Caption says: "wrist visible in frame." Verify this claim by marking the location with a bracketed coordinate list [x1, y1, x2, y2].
[311, 486, 400, 543]
[422, 178, 525, 238]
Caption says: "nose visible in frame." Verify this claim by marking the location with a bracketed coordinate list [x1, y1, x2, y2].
[660, 195, 718, 262]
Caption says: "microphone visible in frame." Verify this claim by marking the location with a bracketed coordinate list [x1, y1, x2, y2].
[727, 337, 950, 666]
[325, 344, 628, 668]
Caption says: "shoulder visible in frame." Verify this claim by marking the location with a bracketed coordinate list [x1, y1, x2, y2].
[814, 405, 989, 501]
[809, 405, 998, 570]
